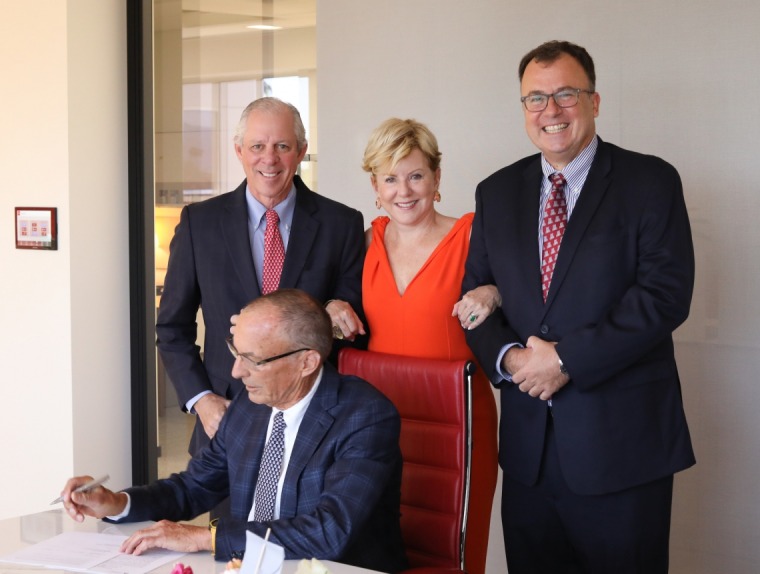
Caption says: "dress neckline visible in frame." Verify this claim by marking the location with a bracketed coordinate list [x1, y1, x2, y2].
[371, 213, 473, 297]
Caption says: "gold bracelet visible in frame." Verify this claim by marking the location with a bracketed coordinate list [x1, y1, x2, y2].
[209, 518, 219, 557]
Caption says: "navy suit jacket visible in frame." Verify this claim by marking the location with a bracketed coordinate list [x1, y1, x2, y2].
[156, 176, 365, 454]
[115, 365, 407, 573]
[464, 139, 696, 495]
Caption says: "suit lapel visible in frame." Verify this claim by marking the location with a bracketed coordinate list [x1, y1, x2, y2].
[236, 402, 269, 516]
[544, 141, 613, 309]
[279, 176, 319, 289]
[517, 159, 547, 311]
[221, 181, 261, 300]
[278, 366, 338, 518]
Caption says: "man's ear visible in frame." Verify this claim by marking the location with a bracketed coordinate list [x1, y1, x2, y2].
[300, 349, 322, 377]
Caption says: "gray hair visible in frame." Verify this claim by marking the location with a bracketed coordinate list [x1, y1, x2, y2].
[233, 97, 307, 152]
[244, 289, 332, 362]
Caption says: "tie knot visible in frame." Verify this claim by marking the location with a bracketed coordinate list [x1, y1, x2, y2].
[265, 209, 280, 227]
[272, 411, 286, 433]
[549, 171, 566, 189]
[549, 173, 566, 189]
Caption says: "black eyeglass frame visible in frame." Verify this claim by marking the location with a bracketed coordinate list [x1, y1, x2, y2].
[520, 88, 595, 112]
[225, 336, 310, 368]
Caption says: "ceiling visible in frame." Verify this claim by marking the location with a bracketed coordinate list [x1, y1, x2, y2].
[156, 0, 316, 36]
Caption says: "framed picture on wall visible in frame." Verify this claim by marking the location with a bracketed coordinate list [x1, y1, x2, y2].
[15, 207, 57, 250]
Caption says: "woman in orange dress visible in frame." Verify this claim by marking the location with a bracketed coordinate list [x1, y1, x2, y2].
[331, 118, 499, 574]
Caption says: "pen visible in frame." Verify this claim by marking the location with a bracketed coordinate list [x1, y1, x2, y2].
[50, 474, 110, 505]
[253, 527, 272, 574]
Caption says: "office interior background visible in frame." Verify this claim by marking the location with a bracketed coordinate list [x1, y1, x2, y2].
[1, 1, 759, 572]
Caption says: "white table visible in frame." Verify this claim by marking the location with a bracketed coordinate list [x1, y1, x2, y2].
[0, 510, 381, 574]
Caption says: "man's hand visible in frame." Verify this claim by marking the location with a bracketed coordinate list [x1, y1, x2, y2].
[120, 521, 212, 555]
[325, 299, 365, 341]
[510, 336, 570, 401]
[61, 476, 127, 522]
[195, 393, 231, 439]
[502, 346, 530, 376]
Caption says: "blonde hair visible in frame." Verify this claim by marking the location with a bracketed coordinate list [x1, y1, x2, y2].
[362, 118, 442, 175]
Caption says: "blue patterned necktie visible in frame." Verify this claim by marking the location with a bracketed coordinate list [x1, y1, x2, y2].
[253, 411, 287, 521]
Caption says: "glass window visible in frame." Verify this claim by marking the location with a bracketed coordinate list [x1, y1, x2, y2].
[152, 0, 317, 482]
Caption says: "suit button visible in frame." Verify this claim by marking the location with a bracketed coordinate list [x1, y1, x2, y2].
[540, 324, 549, 335]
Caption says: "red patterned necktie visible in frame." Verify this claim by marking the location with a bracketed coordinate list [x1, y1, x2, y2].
[262, 209, 285, 294]
[541, 173, 567, 302]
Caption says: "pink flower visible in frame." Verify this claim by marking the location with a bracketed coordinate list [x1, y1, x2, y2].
[170, 563, 193, 574]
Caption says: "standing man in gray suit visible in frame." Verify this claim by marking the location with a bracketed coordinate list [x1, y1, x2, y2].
[157, 97, 366, 456]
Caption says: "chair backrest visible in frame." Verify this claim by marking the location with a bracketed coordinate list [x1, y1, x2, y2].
[338, 348, 473, 572]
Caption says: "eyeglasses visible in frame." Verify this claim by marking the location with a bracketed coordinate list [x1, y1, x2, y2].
[226, 336, 310, 368]
[520, 88, 595, 112]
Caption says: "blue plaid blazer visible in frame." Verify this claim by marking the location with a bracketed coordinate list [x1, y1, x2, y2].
[118, 364, 407, 573]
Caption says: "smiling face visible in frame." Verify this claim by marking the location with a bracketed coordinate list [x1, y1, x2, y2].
[234, 107, 308, 208]
[371, 147, 441, 226]
[521, 53, 600, 170]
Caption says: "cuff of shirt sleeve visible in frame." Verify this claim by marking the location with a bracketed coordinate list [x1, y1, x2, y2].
[496, 342, 524, 382]
[186, 390, 213, 414]
[105, 492, 131, 521]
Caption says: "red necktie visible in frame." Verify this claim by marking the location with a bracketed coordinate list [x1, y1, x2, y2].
[262, 209, 285, 294]
[541, 173, 567, 302]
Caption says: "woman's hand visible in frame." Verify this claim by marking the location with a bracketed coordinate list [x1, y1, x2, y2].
[452, 285, 502, 330]
[325, 300, 366, 341]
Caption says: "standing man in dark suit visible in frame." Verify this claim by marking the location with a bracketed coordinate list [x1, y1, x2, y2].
[463, 41, 695, 573]
[157, 97, 366, 456]
[62, 289, 406, 573]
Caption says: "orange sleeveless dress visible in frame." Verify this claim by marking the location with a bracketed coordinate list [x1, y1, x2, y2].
[363, 214, 498, 574]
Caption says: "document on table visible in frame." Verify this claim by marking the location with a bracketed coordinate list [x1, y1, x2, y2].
[0, 531, 185, 574]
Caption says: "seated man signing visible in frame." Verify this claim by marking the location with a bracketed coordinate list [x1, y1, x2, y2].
[60, 289, 407, 573]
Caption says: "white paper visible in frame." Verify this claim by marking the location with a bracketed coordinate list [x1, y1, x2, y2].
[240, 531, 284, 574]
[0, 531, 184, 574]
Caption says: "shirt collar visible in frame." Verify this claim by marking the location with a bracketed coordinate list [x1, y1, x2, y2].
[273, 366, 323, 429]
[245, 183, 297, 232]
[540, 135, 598, 189]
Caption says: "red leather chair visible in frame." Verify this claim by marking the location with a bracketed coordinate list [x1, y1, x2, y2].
[338, 348, 473, 574]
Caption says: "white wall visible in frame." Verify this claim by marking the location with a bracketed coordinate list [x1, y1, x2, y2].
[318, 1, 760, 572]
[0, 0, 131, 519]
